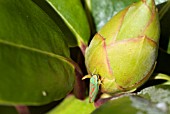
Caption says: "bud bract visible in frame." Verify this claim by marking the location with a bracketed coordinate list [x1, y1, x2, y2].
[85, 0, 160, 94]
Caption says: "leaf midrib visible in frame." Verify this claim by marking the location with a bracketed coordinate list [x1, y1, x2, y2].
[47, 0, 83, 46]
[0, 38, 68, 61]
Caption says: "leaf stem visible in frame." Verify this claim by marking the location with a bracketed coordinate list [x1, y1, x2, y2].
[15, 105, 30, 114]
[159, 0, 170, 20]
[79, 42, 87, 56]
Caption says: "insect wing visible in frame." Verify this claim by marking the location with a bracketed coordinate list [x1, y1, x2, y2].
[89, 75, 99, 102]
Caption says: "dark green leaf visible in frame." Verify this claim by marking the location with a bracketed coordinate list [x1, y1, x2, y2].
[0, 0, 75, 105]
[168, 37, 170, 54]
[90, 0, 167, 31]
[0, 106, 18, 114]
[91, 0, 139, 31]
[159, 0, 170, 54]
[47, 0, 90, 48]
[139, 85, 170, 113]
[92, 95, 138, 114]
[93, 85, 170, 114]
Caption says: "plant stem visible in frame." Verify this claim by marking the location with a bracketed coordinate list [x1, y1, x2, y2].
[159, 0, 170, 20]
[15, 105, 30, 114]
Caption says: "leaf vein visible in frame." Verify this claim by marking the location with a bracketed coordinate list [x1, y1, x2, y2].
[0, 39, 65, 59]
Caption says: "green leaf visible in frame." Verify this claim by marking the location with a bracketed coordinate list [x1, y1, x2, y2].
[91, 0, 139, 31]
[154, 73, 170, 85]
[155, 0, 168, 5]
[93, 95, 168, 114]
[90, 0, 167, 31]
[0, 0, 75, 105]
[138, 85, 170, 113]
[168, 37, 170, 54]
[47, 96, 95, 114]
[0, 106, 18, 114]
[93, 85, 170, 114]
[159, 0, 170, 54]
[92, 95, 138, 114]
[47, 0, 90, 48]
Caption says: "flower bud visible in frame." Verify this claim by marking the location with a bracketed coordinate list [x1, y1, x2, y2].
[85, 0, 160, 95]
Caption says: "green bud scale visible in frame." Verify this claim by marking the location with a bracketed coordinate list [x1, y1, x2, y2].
[84, 0, 160, 102]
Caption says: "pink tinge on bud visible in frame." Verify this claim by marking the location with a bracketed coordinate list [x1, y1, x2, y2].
[85, 0, 160, 95]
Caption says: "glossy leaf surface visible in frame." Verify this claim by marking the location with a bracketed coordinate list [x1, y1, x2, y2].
[90, 0, 167, 31]
[47, 0, 90, 48]
[48, 96, 95, 114]
[0, 0, 75, 105]
[93, 85, 170, 114]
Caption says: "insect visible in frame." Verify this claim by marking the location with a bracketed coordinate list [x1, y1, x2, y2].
[82, 74, 102, 103]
